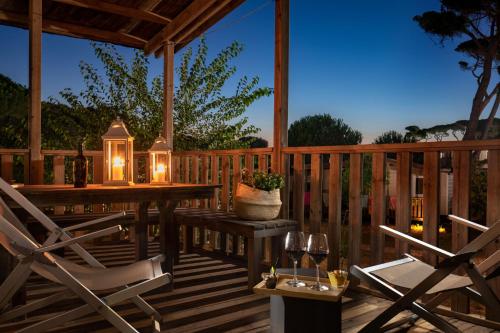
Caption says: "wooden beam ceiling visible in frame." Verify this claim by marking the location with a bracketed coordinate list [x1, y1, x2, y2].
[0, 9, 146, 48]
[50, 0, 171, 25]
[144, 0, 217, 55]
[121, 0, 163, 33]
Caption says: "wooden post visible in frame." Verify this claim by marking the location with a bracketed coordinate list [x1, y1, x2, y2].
[163, 41, 174, 150]
[28, 0, 43, 184]
[451, 150, 471, 313]
[486, 149, 500, 318]
[293, 154, 305, 232]
[327, 154, 342, 270]
[371, 152, 386, 264]
[395, 152, 411, 256]
[309, 154, 322, 235]
[423, 151, 440, 266]
[272, 0, 289, 173]
[349, 153, 362, 272]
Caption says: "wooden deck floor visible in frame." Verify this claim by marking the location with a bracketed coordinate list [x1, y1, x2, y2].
[0, 242, 497, 333]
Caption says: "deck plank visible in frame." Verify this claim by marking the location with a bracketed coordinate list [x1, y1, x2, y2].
[1, 241, 497, 333]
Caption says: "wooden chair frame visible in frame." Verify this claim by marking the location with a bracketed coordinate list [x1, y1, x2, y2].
[351, 216, 500, 333]
[0, 177, 170, 332]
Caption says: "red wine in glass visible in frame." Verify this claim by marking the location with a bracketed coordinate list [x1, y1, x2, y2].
[307, 233, 330, 291]
[285, 231, 306, 287]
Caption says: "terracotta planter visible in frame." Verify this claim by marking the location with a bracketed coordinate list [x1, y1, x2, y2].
[234, 183, 282, 220]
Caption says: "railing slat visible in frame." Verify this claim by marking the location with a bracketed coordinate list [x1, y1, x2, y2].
[371, 152, 386, 264]
[211, 155, 219, 210]
[232, 154, 241, 204]
[349, 153, 362, 271]
[486, 149, 500, 318]
[451, 150, 471, 313]
[245, 153, 254, 174]
[0, 154, 13, 182]
[258, 154, 267, 172]
[221, 155, 230, 212]
[293, 154, 304, 232]
[173, 155, 180, 183]
[191, 155, 199, 208]
[395, 152, 411, 256]
[200, 156, 209, 208]
[327, 153, 342, 270]
[309, 154, 322, 234]
[53, 155, 65, 215]
[423, 151, 440, 266]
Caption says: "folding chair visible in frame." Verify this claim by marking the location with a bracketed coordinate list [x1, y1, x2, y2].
[351, 216, 500, 333]
[0, 177, 172, 333]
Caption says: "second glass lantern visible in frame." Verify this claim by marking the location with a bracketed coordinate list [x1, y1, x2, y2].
[148, 135, 171, 184]
[102, 118, 134, 185]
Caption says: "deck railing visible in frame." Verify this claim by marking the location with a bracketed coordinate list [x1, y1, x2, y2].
[1, 139, 499, 314]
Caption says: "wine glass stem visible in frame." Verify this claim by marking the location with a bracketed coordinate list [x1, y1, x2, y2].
[316, 264, 320, 288]
[293, 260, 298, 283]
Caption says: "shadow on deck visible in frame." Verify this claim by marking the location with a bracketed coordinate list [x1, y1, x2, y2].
[0, 242, 497, 333]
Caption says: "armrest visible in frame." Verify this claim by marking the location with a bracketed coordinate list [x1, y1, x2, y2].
[380, 225, 454, 258]
[63, 211, 127, 232]
[36, 225, 122, 253]
[448, 215, 488, 232]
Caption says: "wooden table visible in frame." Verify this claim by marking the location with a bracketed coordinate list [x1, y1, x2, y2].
[4, 183, 220, 276]
[254, 268, 347, 333]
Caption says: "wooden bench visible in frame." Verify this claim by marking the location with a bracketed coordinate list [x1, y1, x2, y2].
[173, 208, 297, 290]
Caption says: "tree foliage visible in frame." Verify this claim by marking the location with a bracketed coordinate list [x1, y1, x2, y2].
[238, 136, 269, 148]
[57, 39, 271, 151]
[373, 130, 416, 144]
[414, 0, 499, 140]
[288, 114, 362, 147]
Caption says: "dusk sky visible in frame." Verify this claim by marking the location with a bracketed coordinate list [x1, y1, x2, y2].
[0, 0, 484, 143]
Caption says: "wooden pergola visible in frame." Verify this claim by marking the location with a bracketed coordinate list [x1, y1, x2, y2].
[0, 0, 289, 184]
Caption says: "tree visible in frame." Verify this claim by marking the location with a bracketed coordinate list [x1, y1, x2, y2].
[238, 136, 269, 148]
[59, 38, 272, 151]
[414, 1, 499, 140]
[288, 114, 362, 147]
[373, 130, 416, 144]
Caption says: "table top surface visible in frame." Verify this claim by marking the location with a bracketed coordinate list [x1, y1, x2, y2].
[14, 183, 220, 192]
[4, 183, 221, 206]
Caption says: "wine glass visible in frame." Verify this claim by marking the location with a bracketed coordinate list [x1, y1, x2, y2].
[285, 231, 306, 287]
[307, 233, 330, 291]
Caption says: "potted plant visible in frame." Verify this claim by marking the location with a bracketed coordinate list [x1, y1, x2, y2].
[234, 168, 285, 220]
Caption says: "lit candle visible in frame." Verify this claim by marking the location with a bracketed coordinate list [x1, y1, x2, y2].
[154, 163, 166, 182]
[112, 156, 124, 180]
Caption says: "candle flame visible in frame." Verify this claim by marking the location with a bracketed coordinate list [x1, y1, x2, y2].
[113, 156, 124, 167]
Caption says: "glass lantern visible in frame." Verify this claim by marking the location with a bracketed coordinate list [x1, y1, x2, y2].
[102, 118, 134, 185]
[148, 135, 171, 184]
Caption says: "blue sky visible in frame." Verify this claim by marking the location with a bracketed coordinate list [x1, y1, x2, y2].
[0, 0, 484, 143]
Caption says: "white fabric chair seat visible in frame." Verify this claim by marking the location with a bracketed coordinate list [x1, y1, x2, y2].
[372, 259, 472, 294]
[33, 254, 166, 291]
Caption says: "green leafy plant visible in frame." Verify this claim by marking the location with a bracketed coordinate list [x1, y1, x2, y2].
[241, 168, 284, 192]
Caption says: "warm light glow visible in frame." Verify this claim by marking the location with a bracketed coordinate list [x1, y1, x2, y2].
[411, 224, 423, 233]
[410, 224, 446, 234]
[112, 156, 125, 180]
[153, 163, 166, 182]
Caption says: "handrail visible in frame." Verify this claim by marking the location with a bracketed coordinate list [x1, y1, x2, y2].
[281, 139, 500, 154]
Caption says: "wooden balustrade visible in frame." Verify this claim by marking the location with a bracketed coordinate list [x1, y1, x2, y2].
[1, 139, 499, 314]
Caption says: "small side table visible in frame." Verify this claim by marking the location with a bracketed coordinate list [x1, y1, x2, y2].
[254, 268, 347, 333]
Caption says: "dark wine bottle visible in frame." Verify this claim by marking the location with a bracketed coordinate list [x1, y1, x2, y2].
[74, 142, 88, 188]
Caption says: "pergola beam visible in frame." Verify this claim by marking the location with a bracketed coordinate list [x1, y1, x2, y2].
[144, 0, 217, 55]
[50, 0, 171, 25]
[272, 0, 289, 172]
[121, 0, 163, 33]
[163, 41, 174, 149]
[0, 10, 146, 48]
[28, 0, 43, 184]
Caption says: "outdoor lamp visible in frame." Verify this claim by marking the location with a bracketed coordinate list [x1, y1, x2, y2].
[102, 117, 134, 185]
[148, 135, 171, 184]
